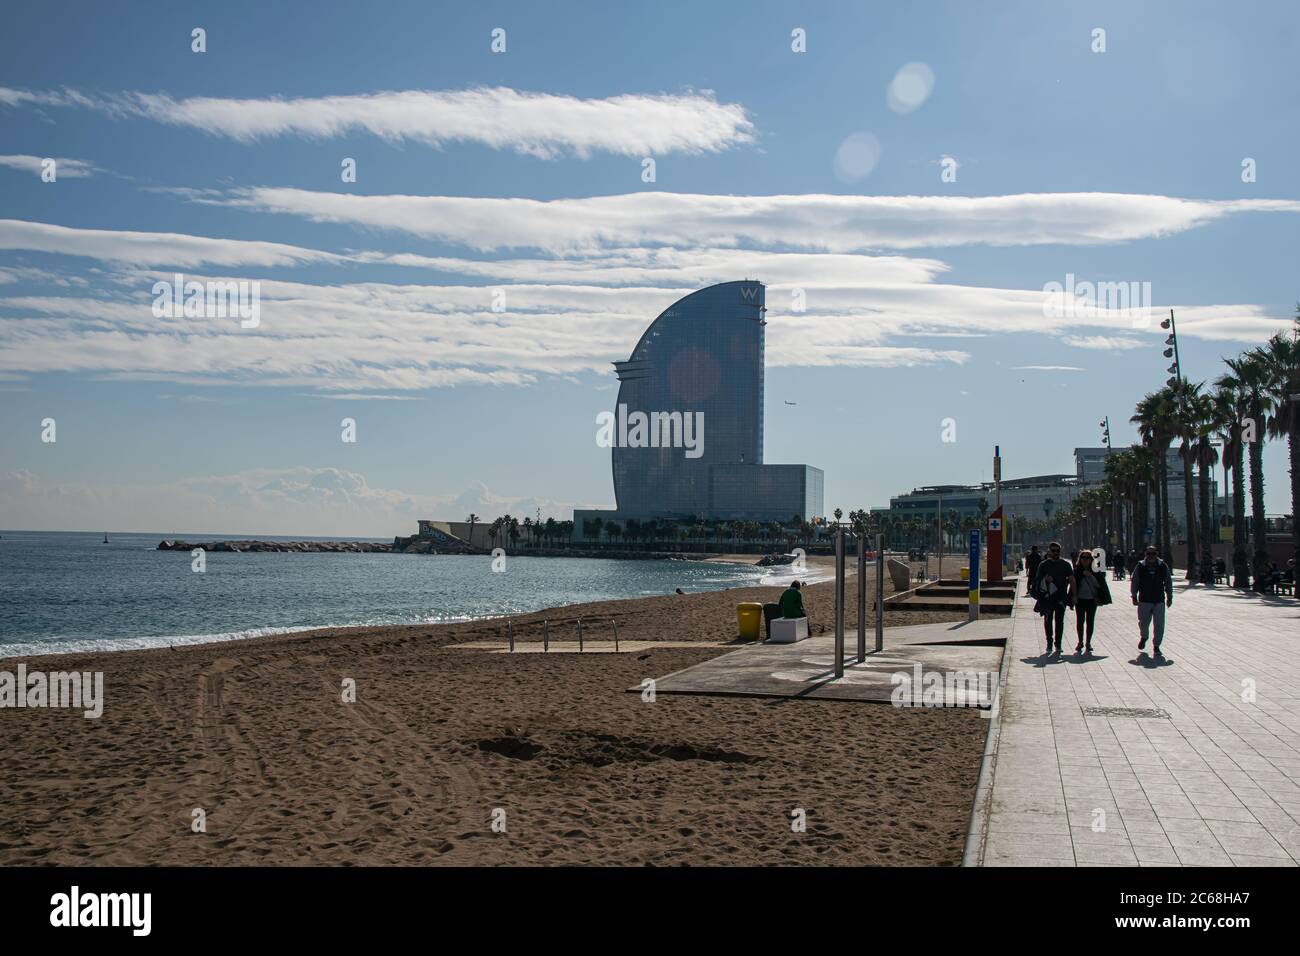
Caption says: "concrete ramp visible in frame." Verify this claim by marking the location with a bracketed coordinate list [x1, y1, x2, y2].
[639, 617, 1009, 704]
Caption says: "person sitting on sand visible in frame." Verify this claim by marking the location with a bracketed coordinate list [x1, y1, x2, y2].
[779, 580, 806, 619]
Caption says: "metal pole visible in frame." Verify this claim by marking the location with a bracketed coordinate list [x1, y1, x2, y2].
[508, 620, 514, 653]
[543, 619, 549, 652]
[612, 619, 619, 653]
[578, 618, 583, 653]
[834, 527, 845, 679]
[856, 532, 866, 662]
[875, 533, 885, 652]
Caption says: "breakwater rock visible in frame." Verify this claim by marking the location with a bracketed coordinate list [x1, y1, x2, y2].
[158, 539, 393, 553]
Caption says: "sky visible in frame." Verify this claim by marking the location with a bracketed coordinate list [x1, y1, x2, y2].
[1, 0, 1296, 537]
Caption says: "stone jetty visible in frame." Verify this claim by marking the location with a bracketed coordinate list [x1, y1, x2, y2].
[157, 539, 393, 553]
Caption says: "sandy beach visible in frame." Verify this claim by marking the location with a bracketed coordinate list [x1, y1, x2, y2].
[0, 563, 986, 866]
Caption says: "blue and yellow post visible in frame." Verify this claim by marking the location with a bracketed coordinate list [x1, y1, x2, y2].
[968, 529, 981, 621]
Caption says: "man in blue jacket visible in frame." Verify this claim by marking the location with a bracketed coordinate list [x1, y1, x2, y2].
[1131, 545, 1174, 657]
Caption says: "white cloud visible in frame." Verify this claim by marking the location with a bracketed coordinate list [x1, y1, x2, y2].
[1065, 334, 1143, 350]
[0, 197, 1291, 394]
[215, 188, 1300, 253]
[0, 85, 755, 159]
[0, 154, 98, 178]
[0, 218, 349, 268]
[0, 219, 952, 286]
[2, 256, 1289, 391]
[1012, 365, 1086, 371]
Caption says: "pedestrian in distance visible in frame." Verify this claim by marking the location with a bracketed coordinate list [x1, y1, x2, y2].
[1025, 545, 1042, 598]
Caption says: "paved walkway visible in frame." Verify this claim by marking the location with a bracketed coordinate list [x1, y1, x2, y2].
[974, 575, 1300, 866]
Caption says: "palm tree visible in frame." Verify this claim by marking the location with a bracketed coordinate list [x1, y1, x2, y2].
[1211, 375, 1251, 587]
[466, 513, 479, 548]
[714, 522, 730, 551]
[1104, 448, 1135, 555]
[1262, 317, 1300, 568]
[1187, 386, 1220, 575]
[1225, 351, 1271, 554]
[1130, 444, 1154, 550]
[1133, 388, 1179, 563]
[1169, 380, 1205, 578]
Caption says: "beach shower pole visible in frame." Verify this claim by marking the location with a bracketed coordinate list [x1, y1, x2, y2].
[543, 619, 549, 653]
[612, 619, 619, 653]
[875, 533, 885, 652]
[856, 532, 866, 663]
[834, 527, 845, 679]
[508, 621, 514, 653]
[578, 618, 584, 653]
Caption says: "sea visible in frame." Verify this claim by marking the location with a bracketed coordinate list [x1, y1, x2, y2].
[0, 530, 821, 658]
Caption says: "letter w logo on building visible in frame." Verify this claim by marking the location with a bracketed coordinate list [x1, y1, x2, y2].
[740, 287, 759, 301]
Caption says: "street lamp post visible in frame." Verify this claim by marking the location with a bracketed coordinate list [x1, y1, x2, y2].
[1161, 309, 1198, 577]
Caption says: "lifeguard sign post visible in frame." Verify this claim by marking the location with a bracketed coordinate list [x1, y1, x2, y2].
[987, 507, 1004, 582]
[968, 529, 980, 621]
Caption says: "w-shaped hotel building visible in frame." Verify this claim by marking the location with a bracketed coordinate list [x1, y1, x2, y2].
[574, 281, 824, 538]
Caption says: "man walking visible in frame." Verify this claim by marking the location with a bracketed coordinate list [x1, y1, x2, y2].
[1034, 542, 1073, 654]
[1131, 545, 1174, 657]
[1025, 545, 1042, 597]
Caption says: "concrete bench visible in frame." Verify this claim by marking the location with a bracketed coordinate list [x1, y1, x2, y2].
[768, 617, 809, 643]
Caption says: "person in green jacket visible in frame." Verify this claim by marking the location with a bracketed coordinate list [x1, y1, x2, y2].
[778, 580, 806, 618]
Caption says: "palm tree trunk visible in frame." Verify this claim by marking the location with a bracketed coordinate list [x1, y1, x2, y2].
[1290, 426, 1300, 570]
[1182, 440, 1198, 578]
[1231, 443, 1249, 587]
[1248, 435, 1266, 554]
[1159, 448, 1173, 561]
[1159, 455, 1170, 554]
[1198, 461, 1212, 563]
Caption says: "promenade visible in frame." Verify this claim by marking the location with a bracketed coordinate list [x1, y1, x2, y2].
[971, 575, 1300, 866]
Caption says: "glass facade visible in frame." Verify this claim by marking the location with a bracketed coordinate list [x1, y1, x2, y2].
[709, 464, 825, 522]
[580, 281, 824, 530]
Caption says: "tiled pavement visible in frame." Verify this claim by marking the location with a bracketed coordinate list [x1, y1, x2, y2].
[975, 575, 1300, 867]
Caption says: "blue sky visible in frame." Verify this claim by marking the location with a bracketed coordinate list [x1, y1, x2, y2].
[1, 0, 1296, 535]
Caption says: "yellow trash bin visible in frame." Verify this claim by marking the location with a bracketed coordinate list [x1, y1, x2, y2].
[737, 602, 764, 640]
[960, 567, 970, 581]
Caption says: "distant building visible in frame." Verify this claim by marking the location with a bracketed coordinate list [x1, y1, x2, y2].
[1073, 446, 1217, 537]
[574, 281, 823, 539]
[872, 448, 1217, 543]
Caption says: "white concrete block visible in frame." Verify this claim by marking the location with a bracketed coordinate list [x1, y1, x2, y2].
[769, 617, 809, 643]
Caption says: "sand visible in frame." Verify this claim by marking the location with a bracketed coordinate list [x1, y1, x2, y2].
[0, 564, 986, 866]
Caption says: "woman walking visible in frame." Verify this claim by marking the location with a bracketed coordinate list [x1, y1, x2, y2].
[1069, 549, 1112, 656]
